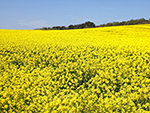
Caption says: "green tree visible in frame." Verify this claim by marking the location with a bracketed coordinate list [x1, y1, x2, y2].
[85, 21, 95, 28]
[120, 21, 126, 25]
[52, 26, 56, 30]
[47, 27, 51, 30]
[112, 22, 120, 26]
[81, 23, 85, 28]
[68, 25, 74, 29]
[106, 22, 113, 26]
[61, 26, 66, 30]
[43, 27, 47, 30]
[55, 26, 61, 30]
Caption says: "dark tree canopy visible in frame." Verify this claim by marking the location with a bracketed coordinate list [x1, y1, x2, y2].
[36, 18, 150, 30]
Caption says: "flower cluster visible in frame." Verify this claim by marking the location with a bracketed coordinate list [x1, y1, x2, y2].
[0, 24, 150, 112]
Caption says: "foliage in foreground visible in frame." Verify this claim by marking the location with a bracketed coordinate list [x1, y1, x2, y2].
[0, 24, 150, 112]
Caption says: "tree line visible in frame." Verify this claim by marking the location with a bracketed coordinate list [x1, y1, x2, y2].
[98, 18, 150, 27]
[38, 21, 95, 30]
[36, 18, 150, 30]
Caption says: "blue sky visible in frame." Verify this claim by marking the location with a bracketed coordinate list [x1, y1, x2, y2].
[0, 0, 150, 29]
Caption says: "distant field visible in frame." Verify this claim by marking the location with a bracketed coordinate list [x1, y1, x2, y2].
[0, 24, 150, 112]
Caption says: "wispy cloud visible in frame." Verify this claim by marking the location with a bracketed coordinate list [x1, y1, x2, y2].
[18, 20, 51, 28]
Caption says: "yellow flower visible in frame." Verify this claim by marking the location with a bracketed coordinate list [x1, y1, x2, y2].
[0, 24, 150, 112]
[4, 105, 8, 109]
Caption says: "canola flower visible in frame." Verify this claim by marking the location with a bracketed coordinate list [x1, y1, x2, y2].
[0, 24, 150, 112]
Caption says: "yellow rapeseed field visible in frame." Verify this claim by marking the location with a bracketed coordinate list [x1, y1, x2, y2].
[0, 24, 150, 113]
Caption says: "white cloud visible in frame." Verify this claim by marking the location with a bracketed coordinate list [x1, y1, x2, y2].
[18, 20, 51, 28]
